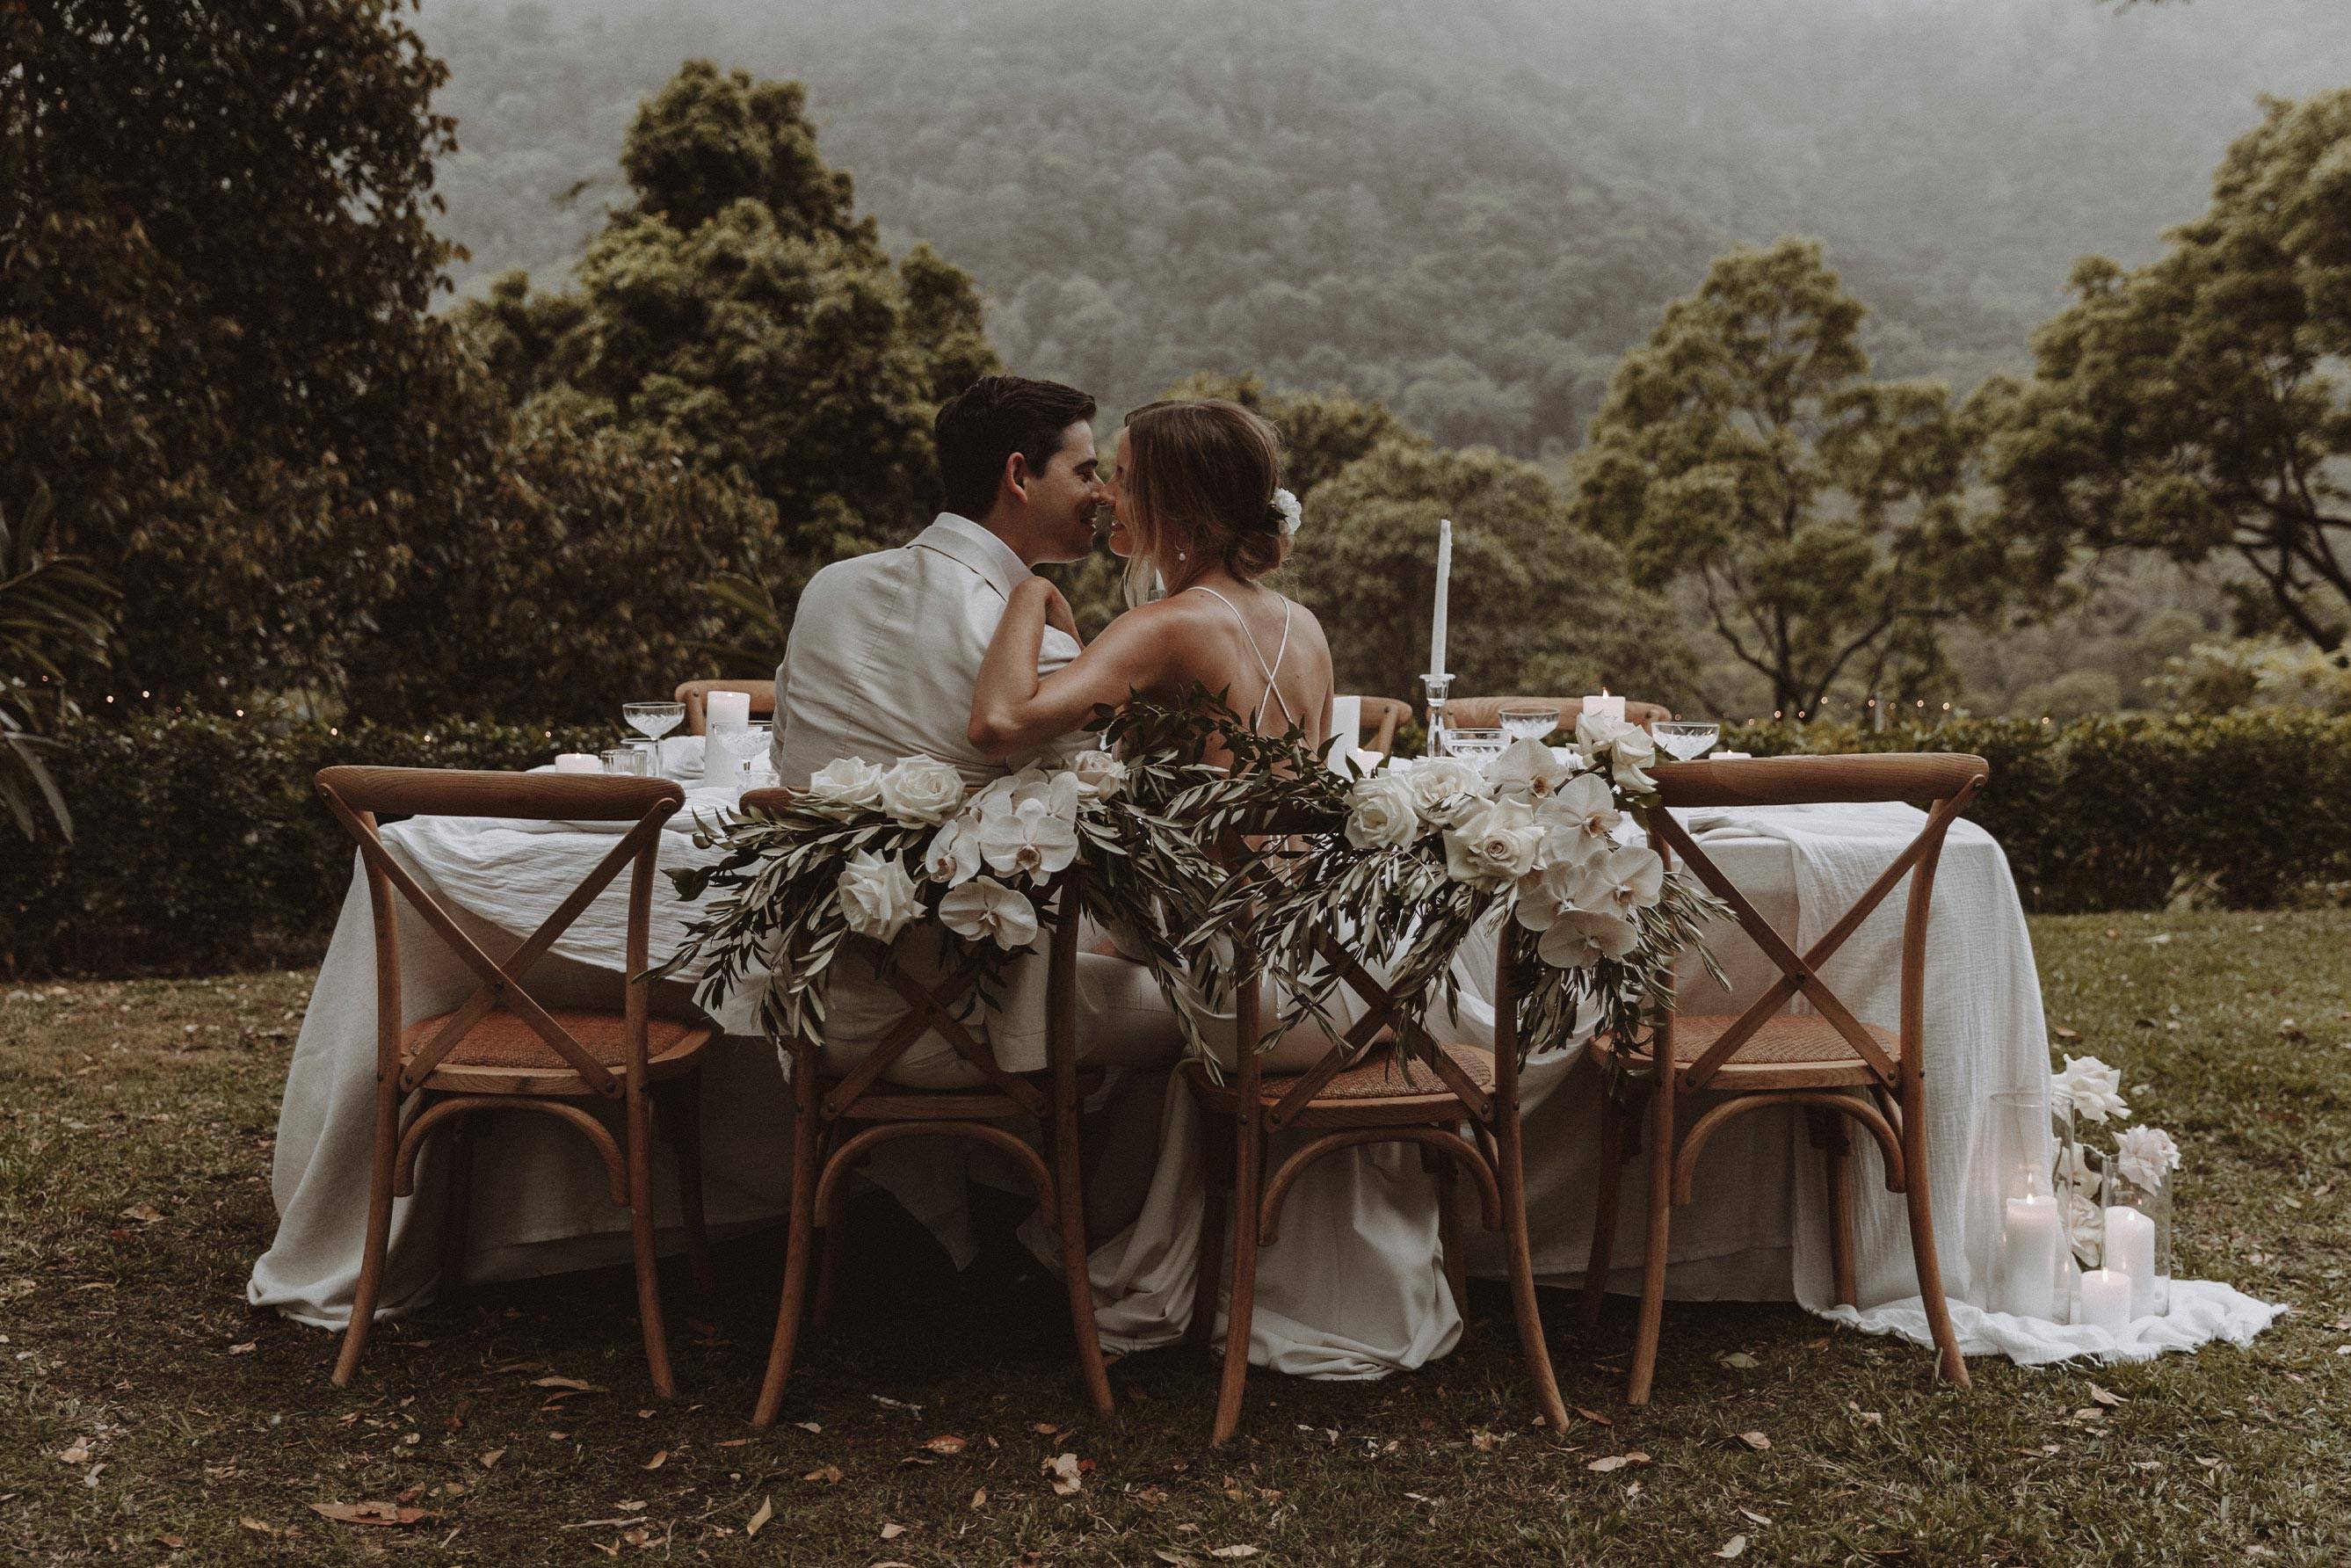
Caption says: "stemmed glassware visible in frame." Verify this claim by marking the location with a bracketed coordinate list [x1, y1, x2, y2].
[708, 719, 772, 790]
[1498, 704, 1561, 743]
[1441, 727, 1507, 768]
[623, 701, 685, 743]
[1653, 721, 1722, 763]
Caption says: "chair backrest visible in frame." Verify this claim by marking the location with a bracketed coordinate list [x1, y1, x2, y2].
[677, 679, 778, 737]
[1646, 752, 1989, 1096]
[315, 766, 686, 1098]
[1349, 695, 1412, 755]
[1442, 694, 1673, 733]
[737, 785, 1084, 1114]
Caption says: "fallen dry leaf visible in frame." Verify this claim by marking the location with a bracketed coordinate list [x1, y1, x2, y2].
[881, 1522, 908, 1540]
[641, 1450, 667, 1471]
[745, 1496, 773, 1538]
[156, 1535, 186, 1550]
[310, 1501, 427, 1528]
[1737, 1431, 1771, 1451]
[1208, 1547, 1261, 1560]
[478, 1449, 504, 1470]
[1739, 1507, 1773, 1527]
[120, 1203, 164, 1223]
[226, 1341, 258, 1356]
[1586, 1452, 1652, 1473]
[237, 1518, 277, 1536]
[57, 1441, 91, 1466]
[794, 1420, 821, 1434]
[802, 1465, 845, 1485]
[1152, 1551, 1197, 1567]
[531, 1375, 591, 1391]
[971, 1487, 988, 1509]
[922, 1434, 968, 1456]
[1572, 1406, 1614, 1426]
[2088, 1383, 2127, 1407]
[2052, 1025, 2079, 1042]
[1042, 1453, 1084, 1496]
[1716, 1535, 1749, 1559]
[1721, 1352, 1760, 1369]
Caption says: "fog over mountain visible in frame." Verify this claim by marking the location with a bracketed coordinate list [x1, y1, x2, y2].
[417, 0, 2351, 454]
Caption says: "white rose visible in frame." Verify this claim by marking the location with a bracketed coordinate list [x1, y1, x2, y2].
[877, 755, 967, 825]
[1587, 844, 1665, 915]
[1489, 737, 1574, 805]
[1344, 772, 1423, 849]
[1575, 710, 1636, 756]
[1400, 755, 1491, 823]
[2115, 1125, 2180, 1193]
[2051, 1055, 2129, 1125]
[919, 814, 983, 886]
[835, 849, 920, 941]
[1442, 796, 1546, 890]
[980, 795, 1079, 881]
[937, 875, 1040, 950]
[1070, 749, 1128, 802]
[1535, 908, 1639, 969]
[1535, 771, 1622, 853]
[807, 756, 886, 809]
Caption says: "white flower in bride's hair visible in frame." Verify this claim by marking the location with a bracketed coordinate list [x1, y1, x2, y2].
[919, 815, 983, 887]
[1271, 488, 1302, 539]
[2115, 1125, 2180, 1194]
[1535, 908, 1639, 969]
[1345, 771, 1422, 849]
[877, 755, 966, 825]
[2051, 1055, 2129, 1125]
[836, 850, 920, 941]
[1442, 796, 1546, 889]
[1587, 844, 1665, 916]
[937, 875, 1040, 951]
[980, 792, 1079, 881]
[1398, 755, 1490, 824]
[1070, 749, 1128, 801]
[807, 756, 886, 809]
[1489, 737, 1573, 805]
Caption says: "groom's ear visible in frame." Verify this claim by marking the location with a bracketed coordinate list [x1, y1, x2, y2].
[1000, 449, 1032, 505]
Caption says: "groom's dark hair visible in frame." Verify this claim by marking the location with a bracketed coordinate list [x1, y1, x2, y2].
[935, 374, 1097, 519]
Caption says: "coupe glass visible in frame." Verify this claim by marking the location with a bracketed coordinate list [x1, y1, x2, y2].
[1497, 704, 1561, 743]
[1442, 727, 1507, 768]
[709, 719, 772, 788]
[1653, 721, 1722, 762]
[623, 701, 686, 742]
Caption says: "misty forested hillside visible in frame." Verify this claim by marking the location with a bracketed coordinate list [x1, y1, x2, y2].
[417, 0, 2351, 454]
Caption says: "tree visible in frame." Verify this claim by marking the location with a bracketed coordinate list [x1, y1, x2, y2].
[1977, 91, 2351, 652]
[0, 487, 114, 838]
[1571, 237, 2026, 715]
[1162, 374, 1429, 501]
[1, 0, 492, 707]
[1287, 440, 1693, 705]
[456, 61, 1000, 591]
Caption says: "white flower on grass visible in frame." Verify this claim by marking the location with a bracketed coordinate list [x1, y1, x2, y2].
[937, 875, 1040, 950]
[2051, 1055, 2130, 1125]
[1070, 749, 1128, 801]
[980, 791, 1080, 881]
[835, 850, 920, 941]
[1344, 771, 1423, 849]
[1489, 737, 1575, 805]
[1586, 844, 1665, 916]
[1442, 796, 1546, 889]
[919, 815, 983, 887]
[877, 755, 966, 825]
[807, 756, 886, 809]
[1535, 909, 1639, 969]
[2115, 1125, 2180, 1193]
[1535, 772, 1622, 855]
[1398, 756, 1490, 824]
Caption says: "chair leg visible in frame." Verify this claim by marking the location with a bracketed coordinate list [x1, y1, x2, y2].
[1626, 1074, 1675, 1405]
[1188, 1114, 1229, 1351]
[1056, 1067, 1117, 1421]
[1495, 1107, 1570, 1430]
[1436, 1136, 1467, 1320]
[436, 1101, 475, 1296]
[623, 1082, 677, 1400]
[752, 1077, 824, 1427]
[657, 1074, 714, 1296]
[1209, 1120, 1263, 1445]
[1902, 1114, 1970, 1390]
[331, 1078, 403, 1388]
[1811, 1108, 1858, 1309]
[1581, 1094, 1628, 1331]
[809, 1124, 845, 1338]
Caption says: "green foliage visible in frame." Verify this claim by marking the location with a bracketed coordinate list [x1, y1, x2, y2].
[0, 488, 116, 838]
[1162, 374, 1430, 502]
[1977, 90, 2351, 652]
[1573, 238, 2042, 715]
[453, 59, 1002, 592]
[1288, 440, 1694, 705]
[2163, 638, 2351, 717]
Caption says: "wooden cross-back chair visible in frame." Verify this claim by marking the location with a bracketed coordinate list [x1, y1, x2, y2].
[1349, 695, 1412, 756]
[738, 787, 1114, 1428]
[1580, 752, 1990, 1403]
[314, 766, 715, 1397]
[675, 679, 777, 737]
[1441, 694, 1673, 734]
[1185, 813, 1567, 1444]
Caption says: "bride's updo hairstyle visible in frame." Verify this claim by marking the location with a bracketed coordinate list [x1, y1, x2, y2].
[1121, 398, 1288, 582]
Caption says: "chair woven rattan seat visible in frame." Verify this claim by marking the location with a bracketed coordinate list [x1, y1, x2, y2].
[402, 1009, 708, 1092]
[1187, 1041, 1493, 1108]
[1587, 1013, 1898, 1090]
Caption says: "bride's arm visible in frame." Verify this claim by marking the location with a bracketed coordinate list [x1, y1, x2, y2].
[969, 577, 1171, 757]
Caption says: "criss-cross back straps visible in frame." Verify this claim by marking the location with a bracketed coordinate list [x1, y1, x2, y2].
[1190, 585, 1295, 730]
[1648, 787, 1976, 1093]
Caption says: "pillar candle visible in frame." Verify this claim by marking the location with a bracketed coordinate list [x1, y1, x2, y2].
[2001, 1194, 2062, 1320]
[552, 753, 601, 774]
[1584, 692, 1627, 723]
[2078, 1267, 2131, 1335]
[1324, 695, 1362, 773]
[705, 689, 751, 729]
[2103, 1205, 2158, 1318]
[1427, 519, 1452, 679]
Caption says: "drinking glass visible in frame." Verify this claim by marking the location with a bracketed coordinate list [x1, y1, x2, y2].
[623, 701, 686, 743]
[1441, 727, 1507, 768]
[599, 745, 646, 776]
[1498, 704, 1561, 743]
[1653, 721, 1722, 762]
[709, 719, 771, 789]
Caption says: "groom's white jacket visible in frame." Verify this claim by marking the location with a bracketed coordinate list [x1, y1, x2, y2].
[771, 512, 1082, 789]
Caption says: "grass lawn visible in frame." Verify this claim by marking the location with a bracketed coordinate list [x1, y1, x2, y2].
[2, 909, 2347, 1564]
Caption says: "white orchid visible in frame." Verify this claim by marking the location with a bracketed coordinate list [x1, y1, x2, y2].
[919, 814, 983, 887]
[1575, 709, 1637, 756]
[1488, 737, 1574, 806]
[1535, 771, 1622, 852]
[877, 755, 966, 825]
[1442, 796, 1546, 889]
[2051, 1055, 2130, 1125]
[1070, 749, 1128, 801]
[2115, 1125, 2180, 1194]
[1512, 860, 1586, 932]
[1606, 725, 1658, 791]
[937, 875, 1040, 950]
[835, 849, 920, 941]
[807, 756, 886, 809]
[1586, 844, 1665, 916]
[979, 790, 1080, 881]
[1344, 770, 1423, 849]
[1535, 909, 1639, 969]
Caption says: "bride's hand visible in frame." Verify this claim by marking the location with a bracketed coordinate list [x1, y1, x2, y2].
[1030, 577, 1080, 641]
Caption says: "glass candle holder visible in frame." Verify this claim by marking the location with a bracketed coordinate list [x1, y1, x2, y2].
[1975, 1087, 2064, 1320]
[2101, 1162, 2172, 1318]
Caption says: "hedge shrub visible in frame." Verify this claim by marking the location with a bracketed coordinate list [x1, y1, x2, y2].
[3, 709, 2346, 976]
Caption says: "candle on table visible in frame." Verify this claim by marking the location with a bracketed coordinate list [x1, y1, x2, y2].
[552, 753, 601, 774]
[2001, 1193, 2062, 1320]
[2078, 1267, 2132, 1335]
[705, 689, 751, 729]
[2103, 1204, 2158, 1318]
[1584, 691, 1627, 723]
[1325, 694, 1362, 773]
[1427, 519, 1452, 680]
